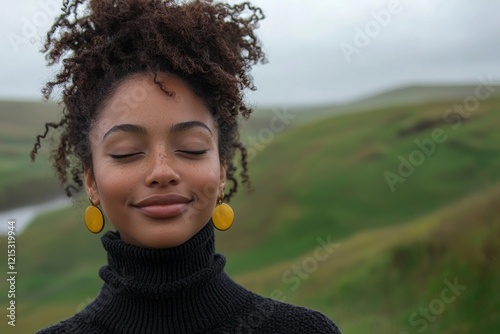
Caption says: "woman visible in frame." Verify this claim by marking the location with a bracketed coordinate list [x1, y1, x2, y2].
[32, 0, 341, 333]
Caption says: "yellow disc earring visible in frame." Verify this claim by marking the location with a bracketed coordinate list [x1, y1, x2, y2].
[211, 194, 234, 231]
[84, 198, 105, 234]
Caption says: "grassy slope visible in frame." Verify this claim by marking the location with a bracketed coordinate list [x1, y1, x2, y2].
[0, 100, 63, 209]
[1, 87, 499, 332]
[235, 182, 500, 333]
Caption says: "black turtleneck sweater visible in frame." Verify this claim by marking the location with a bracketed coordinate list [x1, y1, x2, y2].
[37, 223, 341, 333]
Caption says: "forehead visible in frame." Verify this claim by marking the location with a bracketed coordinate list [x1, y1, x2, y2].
[93, 73, 215, 137]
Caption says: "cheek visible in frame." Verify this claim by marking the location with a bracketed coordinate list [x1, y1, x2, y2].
[189, 161, 222, 206]
[94, 162, 135, 204]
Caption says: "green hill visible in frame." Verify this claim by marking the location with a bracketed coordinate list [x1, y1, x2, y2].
[245, 83, 500, 131]
[219, 93, 500, 274]
[236, 182, 500, 333]
[1, 85, 499, 333]
[340, 83, 500, 113]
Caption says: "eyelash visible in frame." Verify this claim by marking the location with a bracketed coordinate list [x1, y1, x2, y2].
[177, 150, 208, 155]
[110, 153, 141, 159]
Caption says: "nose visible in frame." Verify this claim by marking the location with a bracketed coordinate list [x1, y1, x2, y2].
[144, 151, 181, 187]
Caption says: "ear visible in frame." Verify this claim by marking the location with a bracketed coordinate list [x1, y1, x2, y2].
[84, 166, 100, 205]
[219, 159, 227, 196]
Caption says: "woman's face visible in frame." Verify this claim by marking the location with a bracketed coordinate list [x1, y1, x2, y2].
[84, 73, 225, 248]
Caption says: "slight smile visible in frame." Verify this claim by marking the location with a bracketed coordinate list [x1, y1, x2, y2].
[132, 194, 192, 219]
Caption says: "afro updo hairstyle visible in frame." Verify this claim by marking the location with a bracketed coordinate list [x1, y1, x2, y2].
[30, 0, 267, 201]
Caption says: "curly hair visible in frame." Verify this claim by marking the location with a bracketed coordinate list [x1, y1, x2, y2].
[30, 0, 267, 201]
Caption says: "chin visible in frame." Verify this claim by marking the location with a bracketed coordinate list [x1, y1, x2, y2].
[136, 223, 206, 249]
[132, 232, 185, 249]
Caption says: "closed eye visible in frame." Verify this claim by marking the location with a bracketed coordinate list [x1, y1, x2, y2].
[176, 150, 208, 155]
[110, 153, 142, 159]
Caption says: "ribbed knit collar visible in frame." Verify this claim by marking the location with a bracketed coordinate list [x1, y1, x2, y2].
[100, 222, 221, 296]
[81, 223, 251, 334]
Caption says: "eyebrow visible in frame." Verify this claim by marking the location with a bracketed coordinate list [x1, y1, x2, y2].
[102, 121, 213, 141]
[103, 124, 147, 141]
[170, 121, 213, 136]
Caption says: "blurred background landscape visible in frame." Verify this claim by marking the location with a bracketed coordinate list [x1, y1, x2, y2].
[1, 85, 499, 333]
[1, 0, 500, 333]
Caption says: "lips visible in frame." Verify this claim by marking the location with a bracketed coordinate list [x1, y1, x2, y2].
[132, 194, 191, 219]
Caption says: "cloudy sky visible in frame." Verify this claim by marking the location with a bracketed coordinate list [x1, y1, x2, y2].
[1, 0, 499, 107]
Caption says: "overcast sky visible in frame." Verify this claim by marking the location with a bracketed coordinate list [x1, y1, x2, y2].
[1, 0, 499, 107]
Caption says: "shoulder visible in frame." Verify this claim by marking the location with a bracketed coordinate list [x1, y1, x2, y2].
[265, 298, 341, 333]
[230, 293, 342, 334]
[36, 315, 103, 334]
